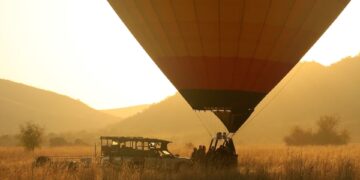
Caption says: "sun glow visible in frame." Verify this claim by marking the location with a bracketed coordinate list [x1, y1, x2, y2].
[302, 0, 360, 65]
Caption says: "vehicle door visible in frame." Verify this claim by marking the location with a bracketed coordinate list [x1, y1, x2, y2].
[143, 149, 161, 169]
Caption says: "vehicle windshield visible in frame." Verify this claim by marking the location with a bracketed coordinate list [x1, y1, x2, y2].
[159, 150, 174, 158]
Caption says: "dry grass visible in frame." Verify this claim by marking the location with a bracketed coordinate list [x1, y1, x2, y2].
[0, 145, 359, 180]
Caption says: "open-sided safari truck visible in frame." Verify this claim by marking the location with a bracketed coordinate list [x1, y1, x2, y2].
[100, 136, 192, 170]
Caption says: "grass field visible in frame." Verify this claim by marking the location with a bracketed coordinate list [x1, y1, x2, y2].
[0, 145, 359, 180]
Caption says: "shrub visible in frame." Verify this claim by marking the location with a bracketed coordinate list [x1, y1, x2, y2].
[49, 137, 69, 147]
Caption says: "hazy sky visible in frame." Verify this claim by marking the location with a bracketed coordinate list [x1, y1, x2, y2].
[0, 0, 359, 109]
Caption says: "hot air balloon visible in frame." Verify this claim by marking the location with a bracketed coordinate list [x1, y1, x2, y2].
[108, 0, 349, 133]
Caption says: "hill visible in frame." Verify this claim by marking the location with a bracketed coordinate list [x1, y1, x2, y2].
[0, 79, 121, 134]
[104, 94, 222, 144]
[102, 104, 150, 119]
[106, 55, 360, 144]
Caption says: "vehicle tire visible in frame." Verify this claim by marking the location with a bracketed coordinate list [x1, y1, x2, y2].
[33, 156, 51, 167]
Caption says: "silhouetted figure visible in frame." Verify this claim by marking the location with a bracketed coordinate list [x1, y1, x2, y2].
[191, 147, 198, 161]
[205, 146, 216, 166]
[197, 145, 206, 164]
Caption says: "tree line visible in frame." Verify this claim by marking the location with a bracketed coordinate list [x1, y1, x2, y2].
[284, 115, 350, 146]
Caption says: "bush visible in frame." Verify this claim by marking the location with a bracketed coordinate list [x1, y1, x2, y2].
[284, 126, 313, 146]
[49, 137, 69, 147]
[73, 138, 88, 146]
[0, 135, 19, 146]
[284, 116, 350, 146]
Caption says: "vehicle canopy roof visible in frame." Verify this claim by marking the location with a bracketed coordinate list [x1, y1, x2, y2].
[100, 136, 171, 144]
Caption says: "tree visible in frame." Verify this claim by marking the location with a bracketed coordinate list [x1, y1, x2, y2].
[19, 122, 44, 151]
[314, 116, 350, 145]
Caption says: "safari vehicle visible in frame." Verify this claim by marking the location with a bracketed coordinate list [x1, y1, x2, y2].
[100, 136, 192, 170]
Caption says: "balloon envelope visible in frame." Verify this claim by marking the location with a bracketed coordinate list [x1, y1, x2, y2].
[108, 0, 350, 132]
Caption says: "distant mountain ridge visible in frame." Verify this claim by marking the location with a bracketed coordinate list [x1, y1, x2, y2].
[102, 104, 150, 119]
[106, 55, 360, 144]
[0, 79, 120, 134]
